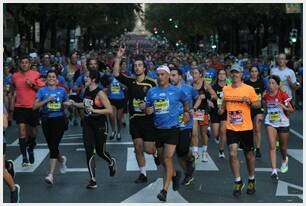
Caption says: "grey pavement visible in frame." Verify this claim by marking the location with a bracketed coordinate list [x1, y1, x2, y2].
[3, 111, 303, 203]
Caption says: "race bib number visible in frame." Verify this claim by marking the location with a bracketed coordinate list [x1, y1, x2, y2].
[154, 98, 169, 114]
[193, 110, 204, 121]
[47, 101, 61, 111]
[204, 76, 213, 84]
[133, 99, 142, 112]
[111, 85, 120, 94]
[84, 98, 93, 106]
[269, 112, 281, 123]
[229, 110, 243, 125]
[179, 114, 185, 128]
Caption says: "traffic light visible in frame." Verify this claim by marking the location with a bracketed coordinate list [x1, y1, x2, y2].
[289, 28, 298, 44]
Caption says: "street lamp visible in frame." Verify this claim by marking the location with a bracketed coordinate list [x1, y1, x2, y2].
[169, 18, 173, 22]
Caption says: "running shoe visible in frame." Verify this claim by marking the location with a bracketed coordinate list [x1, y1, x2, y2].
[134, 173, 148, 184]
[181, 175, 194, 186]
[109, 158, 117, 176]
[246, 179, 256, 195]
[186, 156, 196, 176]
[116, 133, 121, 141]
[153, 150, 161, 166]
[22, 159, 31, 167]
[271, 173, 279, 182]
[6, 160, 15, 178]
[59, 155, 67, 174]
[233, 181, 244, 197]
[86, 179, 97, 189]
[255, 148, 261, 159]
[214, 137, 220, 144]
[27, 148, 35, 164]
[172, 170, 182, 191]
[219, 150, 225, 159]
[280, 156, 289, 173]
[10, 184, 20, 203]
[157, 189, 167, 202]
[45, 174, 54, 185]
[201, 152, 209, 162]
[193, 152, 199, 160]
[110, 131, 116, 140]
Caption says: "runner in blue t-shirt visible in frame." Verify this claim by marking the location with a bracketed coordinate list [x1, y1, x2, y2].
[33, 70, 71, 185]
[145, 65, 191, 202]
[169, 67, 200, 186]
[108, 74, 126, 140]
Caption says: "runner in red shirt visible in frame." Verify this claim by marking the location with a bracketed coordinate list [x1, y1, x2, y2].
[12, 56, 45, 167]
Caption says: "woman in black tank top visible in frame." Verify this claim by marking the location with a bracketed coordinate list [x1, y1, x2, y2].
[191, 67, 217, 162]
[71, 69, 117, 189]
[244, 66, 265, 158]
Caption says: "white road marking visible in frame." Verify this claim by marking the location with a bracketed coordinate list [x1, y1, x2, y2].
[276, 180, 303, 200]
[7, 141, 134, 147]
[66, 168, 88, 172]
[287, 149, 303, 163]
[14, 149, 49, 173]
[126, 147, 157, 171]
[255, 168, 280, 172]
[122, 178, 188, 203]
[195, 154, 219, 171]
[289, 128, 303, 139]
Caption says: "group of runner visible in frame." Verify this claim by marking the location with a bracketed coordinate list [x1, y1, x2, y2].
[3, 46, 300, 202]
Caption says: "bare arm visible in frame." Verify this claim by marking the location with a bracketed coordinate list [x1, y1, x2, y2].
[113, 47, 125, 77]
[32, 96, 54, 110]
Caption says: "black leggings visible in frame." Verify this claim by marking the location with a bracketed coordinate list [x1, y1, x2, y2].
[42, 116, 65, 159]
[83, 117, 112, 179]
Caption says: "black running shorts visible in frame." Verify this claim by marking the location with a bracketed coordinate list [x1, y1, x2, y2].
[155, 127, 180, 148]
[13, 107, 40, 127]
[129, 117, 156, 142]
[226, 129, 254, 152]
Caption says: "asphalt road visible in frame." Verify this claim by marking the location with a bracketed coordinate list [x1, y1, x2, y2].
[3, 111, 303, 203]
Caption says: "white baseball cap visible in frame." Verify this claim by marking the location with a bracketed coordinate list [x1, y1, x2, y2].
[156, 65, 170, 74]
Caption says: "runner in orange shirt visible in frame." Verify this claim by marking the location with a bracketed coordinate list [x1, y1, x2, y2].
[12, 56, 45, 167]
[219, 64, 260, 197]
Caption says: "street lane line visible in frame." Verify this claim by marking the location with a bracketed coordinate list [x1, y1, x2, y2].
[7, 141, 134, 147]
[122, 178, 188, 203]
[126, 147, 157, 171]
[66, 168, 88, 172]
[63, 133, 82, 137]
[195, 154, 219, 171]
[289, 128, 303, 139]
[255, 168, 280, 172]
[276, 180, 303, 200]
[14, 149, 49, 173]
[287, 149, 303, 163]
[62, 136, 82, 140]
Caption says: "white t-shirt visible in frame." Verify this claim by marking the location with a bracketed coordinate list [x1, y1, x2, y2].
[270, 67, 297, 98]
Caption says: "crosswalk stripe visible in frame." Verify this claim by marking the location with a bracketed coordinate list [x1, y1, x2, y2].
[126, 147, 157, 171]
[195, 154, 219, 171]
[287, 149, 303, 163]
[14, 149, 49, 173]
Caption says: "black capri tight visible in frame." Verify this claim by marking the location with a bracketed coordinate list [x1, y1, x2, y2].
[42, 116, 65, 159]
[83, 117, 112, 178]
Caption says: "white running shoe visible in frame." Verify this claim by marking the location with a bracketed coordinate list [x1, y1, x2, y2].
[219, 151, 225, 158]
[201, 152, 209, 162]
[45, 174, 54, 185]
[59, 155, 67, 174]
[193, 152, 200, 160]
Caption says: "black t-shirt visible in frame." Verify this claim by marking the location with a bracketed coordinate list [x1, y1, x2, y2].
[244, 78, 264, 111]
[115, 73, 157, 119]
[211, 82, 225, 113]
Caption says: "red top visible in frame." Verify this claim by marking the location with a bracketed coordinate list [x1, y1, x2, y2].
[12, 70, 45, 108]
